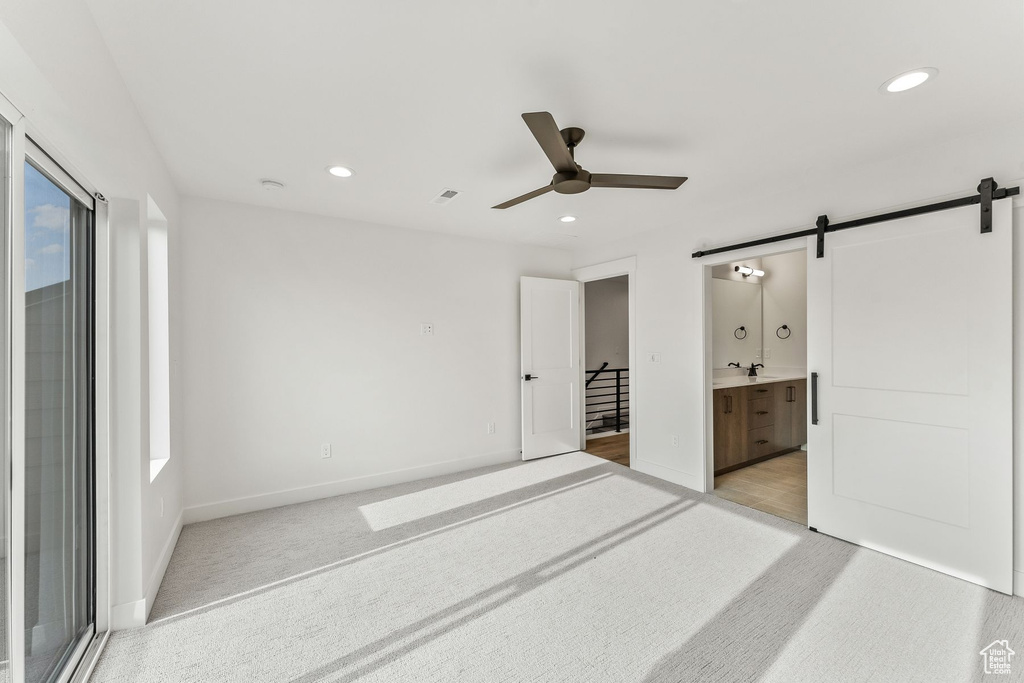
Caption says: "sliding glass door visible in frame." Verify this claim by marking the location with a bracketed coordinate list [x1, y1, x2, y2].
[0, 90, 98, 683]
[21, 149, 94, 683]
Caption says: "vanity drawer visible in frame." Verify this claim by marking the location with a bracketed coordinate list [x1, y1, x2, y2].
[747, 384, 774, 401]
[747, 398, 773, 429]
[747, 426, 775, 458]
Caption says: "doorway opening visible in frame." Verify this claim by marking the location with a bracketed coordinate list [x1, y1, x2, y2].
[570, 258, 636, 469]
[581, 275, 629, 466]
[705, 249, 808, 525]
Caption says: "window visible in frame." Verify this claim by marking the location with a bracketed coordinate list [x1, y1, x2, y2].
[147, 197, 170, 480]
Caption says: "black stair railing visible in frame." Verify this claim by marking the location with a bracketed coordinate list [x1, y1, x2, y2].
[585, 362, 609, 388]
[584, 366, 629, 435]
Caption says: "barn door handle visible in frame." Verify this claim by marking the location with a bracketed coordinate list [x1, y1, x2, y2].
[811, 372, 819, 425]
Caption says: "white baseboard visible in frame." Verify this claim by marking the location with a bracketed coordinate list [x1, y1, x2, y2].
[631, 457, 702, 492]
[110, 509, 184, 630]
[110, 599, 146, 630]
[183, 449, 521, 524]
[1014, 569, 1024, 598]
[144, 509, 183, 621]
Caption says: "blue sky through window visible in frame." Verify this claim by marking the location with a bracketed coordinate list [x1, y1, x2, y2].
[25, 161, 72, 292]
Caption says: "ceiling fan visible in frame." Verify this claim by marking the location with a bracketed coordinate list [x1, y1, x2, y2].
[492, 111, 687, 209]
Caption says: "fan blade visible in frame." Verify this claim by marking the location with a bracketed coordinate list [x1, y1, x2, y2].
[591, 173, 688, 190]
[522, 112, 577, 174]
[492, 184, 554, 209]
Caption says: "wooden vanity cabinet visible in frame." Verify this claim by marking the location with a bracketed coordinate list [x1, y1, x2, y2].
[712, 387, 747, 470]
[773, 379, 807, 449]
[713, 378, 807, 475]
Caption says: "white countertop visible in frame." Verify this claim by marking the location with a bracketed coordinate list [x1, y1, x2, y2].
[711, 372, 807, 390]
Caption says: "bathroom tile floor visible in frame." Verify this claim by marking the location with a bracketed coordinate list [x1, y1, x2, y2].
[713, 450, 807, 525]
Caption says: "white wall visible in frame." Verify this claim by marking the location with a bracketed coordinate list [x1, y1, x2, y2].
[584, 276, 629, 372]
[761, 250, 807, 370]
[179, 197, 572, 521]
[571, 121, 1024, 595]
[0, 0, 184, 627]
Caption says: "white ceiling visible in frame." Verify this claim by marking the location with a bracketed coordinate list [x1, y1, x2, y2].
[84, 0, 1024, 248]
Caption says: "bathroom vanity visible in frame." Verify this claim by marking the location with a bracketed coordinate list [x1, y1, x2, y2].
[712, 375, 806, 474]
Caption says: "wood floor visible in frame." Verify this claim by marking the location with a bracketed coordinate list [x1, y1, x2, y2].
[713, 450, 807, 525]
[585, 433, 629, 467]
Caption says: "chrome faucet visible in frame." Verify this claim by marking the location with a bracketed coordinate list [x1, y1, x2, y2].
[748, 363, 764, 377]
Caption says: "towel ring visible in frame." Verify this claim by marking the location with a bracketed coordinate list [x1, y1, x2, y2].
[776, 324, 791, 340]
[734, 326, 747, 340]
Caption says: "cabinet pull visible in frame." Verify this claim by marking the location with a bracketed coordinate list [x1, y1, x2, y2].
[755, 410, 769, 415]
[755, 439, 769, 445]
[725, 395, 732, 414]
[756, 388, 768, 393]
[787, 386, 795, 402]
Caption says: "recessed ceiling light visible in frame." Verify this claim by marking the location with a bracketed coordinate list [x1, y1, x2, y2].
[327, 165, 354, 178]
[880, 67, 938, 93]
[559, 215, 577, 223]
[260, 179, 285, 190]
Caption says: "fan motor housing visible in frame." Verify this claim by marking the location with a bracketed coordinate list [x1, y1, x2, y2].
[553, 168, 591, 194]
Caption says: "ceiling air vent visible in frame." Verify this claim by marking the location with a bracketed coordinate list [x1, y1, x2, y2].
[430, 188, 462, 205]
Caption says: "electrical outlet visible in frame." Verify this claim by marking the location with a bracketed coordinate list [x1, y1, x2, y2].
[648, 352, 662, 364]
[764, 348, 772, 359]
[671, 435, 679, 447]
[486, 422, 495, 434]
[755, 348, 762, 359]
[320, 443, 332, 459]
[420, 323, 434, 335]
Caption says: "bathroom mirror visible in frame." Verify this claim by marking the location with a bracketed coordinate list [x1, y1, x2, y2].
[711, 267, 763, 369]
[710, 253, 808, 371]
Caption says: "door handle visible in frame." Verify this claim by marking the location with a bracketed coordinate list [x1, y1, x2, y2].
[811, 372, 819, 425]
[524, 374, 539, 381]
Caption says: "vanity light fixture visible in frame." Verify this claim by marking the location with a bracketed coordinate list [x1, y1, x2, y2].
[735, 265, 765, 278]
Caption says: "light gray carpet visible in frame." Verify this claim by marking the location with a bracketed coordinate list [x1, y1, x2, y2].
[90, 452, 1024, 682]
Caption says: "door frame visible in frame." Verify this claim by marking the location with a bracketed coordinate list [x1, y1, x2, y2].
[700, 243, 808, 493]
[572, 257, 636, 466]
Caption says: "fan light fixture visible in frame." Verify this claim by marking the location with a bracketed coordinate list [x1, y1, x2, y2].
[559, 215, 577, 223]
[735, 265, 765, 277]
[881, 68, 937, 94]
[327, 166, 354, 178]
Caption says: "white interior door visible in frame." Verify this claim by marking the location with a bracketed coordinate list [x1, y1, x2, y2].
[521, 276, 580, 461]
[807, 200, 1013, 593]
